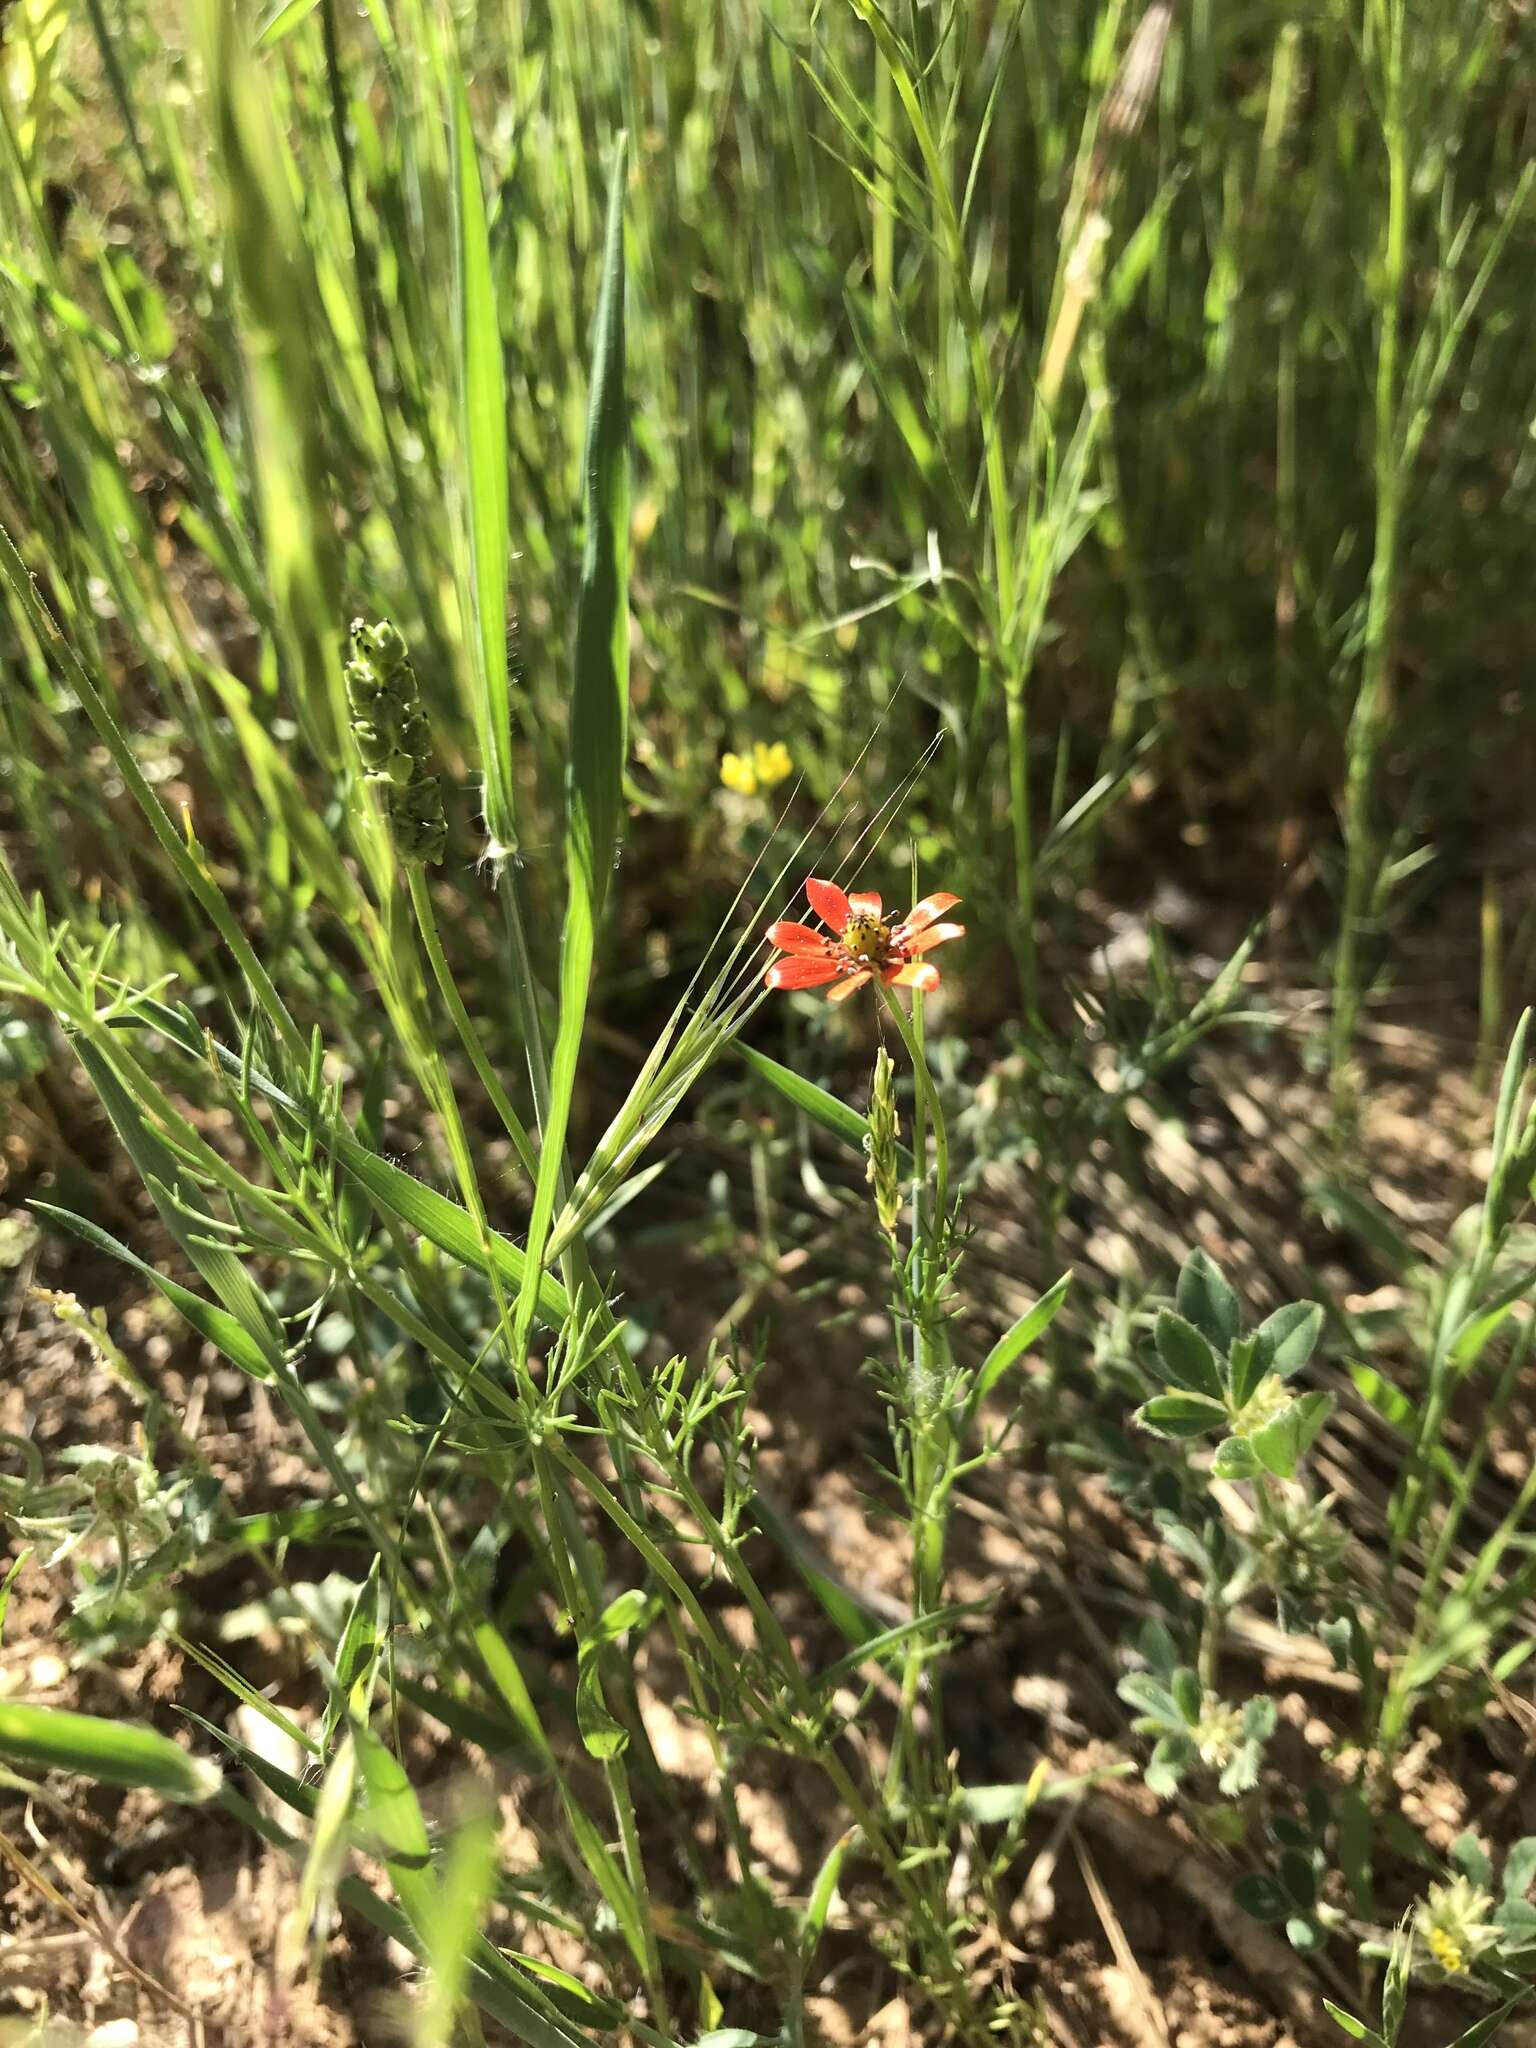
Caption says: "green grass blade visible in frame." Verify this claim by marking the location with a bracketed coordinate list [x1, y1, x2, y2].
[452, 69, 516, 856]
[0, 1701, 220, 1802]
[69, 1036, 285, 1364]
[335, 1137, 571, 1326]
[174, 1646, 321, 1759]
[0, 1552, 30, 1646]
[739, 1042, 916, 1177]
[800, 1826, 857, 1958]
[967, 1272, 1072, 1416]
[474, 1622, 556, 1763]
[811, 1604, 984, 1693]
[187, 1712, 320, 1818]
[416, 1804, 500, 2048]
[322, 1555, 386, 1749]
[750, 1487, 883, 1650]
[510, 133, 629, 1354]
[392, 1673, 544, 1765]
[257, 0, 322, 46]
[567, 131, 630, 925]
[353, 1726, 600, 2048]
[284, 1730, 358, 1978]
[30, 1201, 277, 1382]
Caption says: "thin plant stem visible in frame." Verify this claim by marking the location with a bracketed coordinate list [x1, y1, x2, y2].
[873, 976, 955, 1815]
[1331, 0, 1406, 1108]
[877, 982, 950, 1235]
[407, 864, 538, 1178]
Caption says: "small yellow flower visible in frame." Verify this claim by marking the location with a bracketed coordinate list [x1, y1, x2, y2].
[630, 496, 659, 546]
[752, 741, 792, 789]
[720, 751, 757, 795]
[720, 741, 793, 798]
[1426, 1926, 1468, 1974]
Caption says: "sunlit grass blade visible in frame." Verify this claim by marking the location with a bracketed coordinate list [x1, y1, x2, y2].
[415, 1802, 500, 2048]
[189, 0, 345, 761]
[567, 131, 631, 924]
[30, 1201, 277, 1382]
[739, 1042, 915, 1177]
[0, 1700, 221, 1803]
[964, 1271, 1072, 1419]
[69, 1036, 285, 1366]
[353, 1726, 601, 2048]
[452, 66, 516, 857]
[281, 1728, 357, 1979]
[510, 130, 628, 1355]
[322, 1555, 386, 1748]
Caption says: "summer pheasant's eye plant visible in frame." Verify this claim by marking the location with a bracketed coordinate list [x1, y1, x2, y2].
[753, 864, 1070, 1880]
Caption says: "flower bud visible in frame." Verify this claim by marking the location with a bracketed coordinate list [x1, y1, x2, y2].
[865, 1045, 902, 1236]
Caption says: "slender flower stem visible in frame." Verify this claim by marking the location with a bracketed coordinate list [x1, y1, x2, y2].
[877, 981, 950, 1237]
[873, 977, 957, 1821]
[407, 864, 537, 1178]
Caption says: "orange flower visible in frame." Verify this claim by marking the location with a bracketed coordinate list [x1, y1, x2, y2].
[763, 877, 965, 1003]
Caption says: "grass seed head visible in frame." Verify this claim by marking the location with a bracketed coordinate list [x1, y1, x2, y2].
[345, 618, 446, 865]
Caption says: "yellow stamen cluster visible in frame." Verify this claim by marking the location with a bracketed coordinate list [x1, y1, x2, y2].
[842, 913, 892, 966]
[1425, 1927, 1469, 1974]
[720, 740, 792, 797]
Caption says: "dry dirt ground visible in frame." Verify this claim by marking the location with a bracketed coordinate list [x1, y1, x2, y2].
[3, 909, 1534, 2047]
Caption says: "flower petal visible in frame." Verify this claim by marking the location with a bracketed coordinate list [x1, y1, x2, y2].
[898, 891, 961, 936]
[847, 889, 882, 918]
[885, 961, 941, 992]
[906, 920, 964, 955]
[767, 920, 835, 957]
[805, 877, 852, 930]
[765, 955, 843, 991]
[826, 969, 873, 1003]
